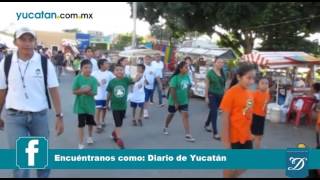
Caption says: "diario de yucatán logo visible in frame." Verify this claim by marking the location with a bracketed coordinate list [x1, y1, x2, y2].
[286, 147, 309, 178]
[16, 137, 48, 169]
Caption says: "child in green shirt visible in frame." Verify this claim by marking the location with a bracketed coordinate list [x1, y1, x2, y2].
[163, 61, 195, 142]
[106, 63, 142, 149]
[72, 59, 98, 149]
[73, 55, 81, 76]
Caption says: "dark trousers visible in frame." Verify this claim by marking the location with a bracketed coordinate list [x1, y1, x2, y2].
[205, 93, 223, 135]
[150, 79, 163, 104]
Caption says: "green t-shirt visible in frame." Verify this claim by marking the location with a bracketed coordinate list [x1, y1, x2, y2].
[73, 59, 81, 71]
[72, 74, 98, 115]
[107, 77, 134, 110]
[168, 74, 191, 106]
[206, 69, 225, 95]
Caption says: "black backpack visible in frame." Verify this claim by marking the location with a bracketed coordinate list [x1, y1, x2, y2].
[4, 54, 52, 109]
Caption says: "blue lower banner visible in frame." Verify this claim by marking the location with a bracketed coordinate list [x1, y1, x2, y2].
[1, 149, 320, 169]
[0, 137, 319, 178]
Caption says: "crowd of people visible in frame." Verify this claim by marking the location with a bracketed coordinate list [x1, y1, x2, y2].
[1, 27, 320, 178]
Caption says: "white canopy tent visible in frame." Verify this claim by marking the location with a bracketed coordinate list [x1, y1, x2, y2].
[177, 47, 236, 59]
[119, 48, 164, 58]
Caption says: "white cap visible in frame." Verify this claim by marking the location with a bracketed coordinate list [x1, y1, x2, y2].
[14, 27, 36, 39]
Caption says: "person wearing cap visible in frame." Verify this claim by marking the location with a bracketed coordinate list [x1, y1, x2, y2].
[0, 27, 64, 178]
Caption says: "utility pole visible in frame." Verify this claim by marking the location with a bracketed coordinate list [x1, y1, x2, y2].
[132, 2, 137, 49]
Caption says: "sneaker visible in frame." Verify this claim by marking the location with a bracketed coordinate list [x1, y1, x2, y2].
[159, 104, 165, 107]
[116, 138, 125, 149]
[87, 137, 94, 144]
[185, 135, 196, 142]
[138, 119, 143, 127]
[150, 101, 154, 105]
[213, 134, 221, 141]
[96, 125, 103, 133]
[204, 126, 212, 132]
[111, 131, 117, 142]
[163, 128, 169, 135]
[132, 120, 138, 126]
[144, 110, 149, 119]
[78, 144, 85, 149]
[101, 122, 106, 127]
[96, 127, 104, 134]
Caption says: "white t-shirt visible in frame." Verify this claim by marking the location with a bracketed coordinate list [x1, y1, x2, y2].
[130, 76, 145, 103]
[92, 70, 115, 100]
[125, 65, 131, 77]
[144, 64, 158, 90]
[90, 58, 99, 72]
[0, 51, 59, 112]
[151, 60, 164, 78]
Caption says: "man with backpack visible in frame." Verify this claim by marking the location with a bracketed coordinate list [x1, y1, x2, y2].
[0, 27, 64, 178]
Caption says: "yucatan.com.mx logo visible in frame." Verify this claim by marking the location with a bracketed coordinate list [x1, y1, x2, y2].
[16, 137, 48, 169]
[286, 147, 309, 178]
[16, 11, 93, 21]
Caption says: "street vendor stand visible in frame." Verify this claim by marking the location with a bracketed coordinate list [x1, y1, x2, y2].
[242, 51, 320, 123]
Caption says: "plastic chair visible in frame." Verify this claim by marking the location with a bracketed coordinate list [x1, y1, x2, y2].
[287, 96, 317, 126]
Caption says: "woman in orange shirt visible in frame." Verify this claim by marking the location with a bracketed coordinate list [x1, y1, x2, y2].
[220, 63, 256, 178]
[251, 78, 270, 149]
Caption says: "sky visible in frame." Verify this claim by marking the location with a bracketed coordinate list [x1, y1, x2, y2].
[1, 2, 320, 46]
[0, 2, 151, 36]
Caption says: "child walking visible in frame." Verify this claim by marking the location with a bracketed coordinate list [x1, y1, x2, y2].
[251, 78, 270, 149]
[130, 64, 146, 126]
[163, 61, 195, 142]
[72, 59, 98, 149]
[220, 63, 256, 178]
[92, 59, 114, 133]
[106, 64, 142, 149]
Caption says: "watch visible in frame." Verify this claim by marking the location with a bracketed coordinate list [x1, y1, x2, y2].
[56, 113, 64, 118]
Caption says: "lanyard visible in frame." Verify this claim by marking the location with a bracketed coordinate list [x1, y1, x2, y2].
[17, 60, 31, 99]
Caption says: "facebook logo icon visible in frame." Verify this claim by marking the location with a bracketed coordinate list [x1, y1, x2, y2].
[16, 137, 48, 169]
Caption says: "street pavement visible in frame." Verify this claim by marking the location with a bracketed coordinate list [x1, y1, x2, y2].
[0, 71, 317, 178]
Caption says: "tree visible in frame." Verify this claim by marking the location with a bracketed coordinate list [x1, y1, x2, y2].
[130, 2, 320, 55]
[150, 24, 172, 41]
[111, 33, 144, 51]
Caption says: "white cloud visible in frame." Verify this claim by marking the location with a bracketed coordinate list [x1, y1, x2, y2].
[0, 2, 151, 36]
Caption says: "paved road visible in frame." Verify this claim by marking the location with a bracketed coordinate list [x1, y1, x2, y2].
[0, 72, 317, 178]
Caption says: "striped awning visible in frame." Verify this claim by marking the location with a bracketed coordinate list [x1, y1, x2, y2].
[241, 51, 320, 68]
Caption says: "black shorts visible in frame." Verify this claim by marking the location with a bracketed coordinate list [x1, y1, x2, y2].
[112, 110, 126, 127]
[130, 102, 144, 108]
[168, 104, 188, 114]
[251, 114, 266, 136]
[231, 141, 253, 149]
[78, 114, 96, 128]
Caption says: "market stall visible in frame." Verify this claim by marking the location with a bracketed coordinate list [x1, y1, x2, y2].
[242, 51, 320, 123]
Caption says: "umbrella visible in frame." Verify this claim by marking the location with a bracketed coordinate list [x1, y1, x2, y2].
[119, 49, 164, 57]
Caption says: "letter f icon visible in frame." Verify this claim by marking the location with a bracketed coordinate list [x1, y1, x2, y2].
[25, 140, 39, 166]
